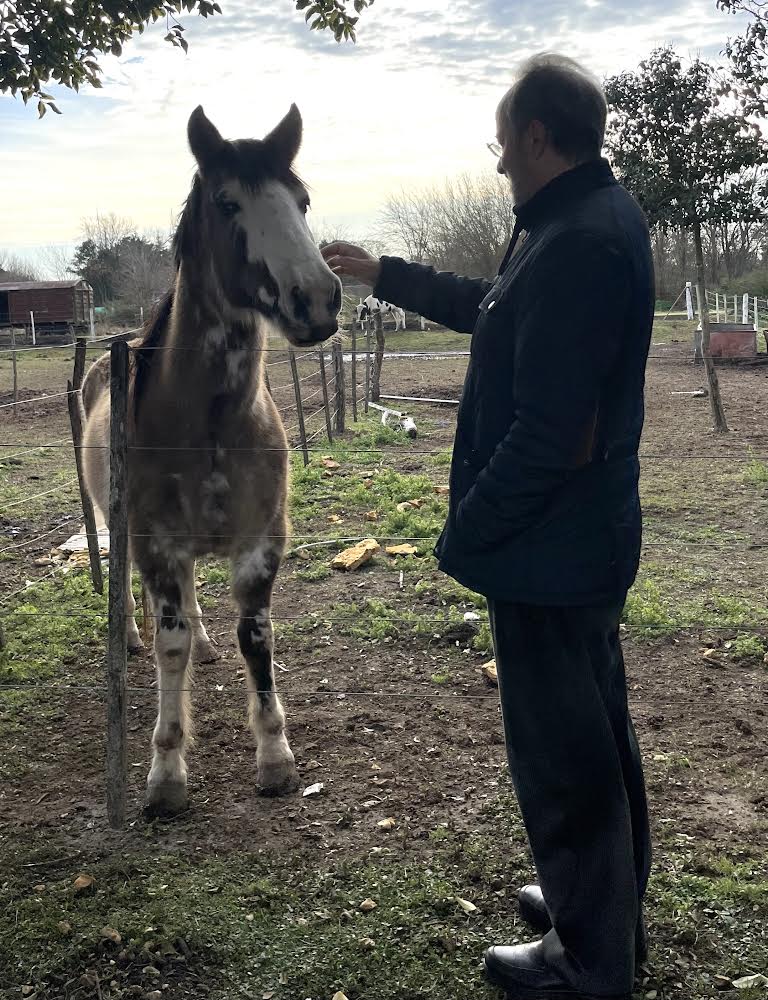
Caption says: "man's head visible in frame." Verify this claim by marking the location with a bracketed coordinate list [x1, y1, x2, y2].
[495, 53, 607, 204]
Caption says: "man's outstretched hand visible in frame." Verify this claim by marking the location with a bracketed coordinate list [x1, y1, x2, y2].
[321, 241, 382, 287]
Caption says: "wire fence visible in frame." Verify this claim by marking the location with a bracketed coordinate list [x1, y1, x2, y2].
[1, 312, 767, 824]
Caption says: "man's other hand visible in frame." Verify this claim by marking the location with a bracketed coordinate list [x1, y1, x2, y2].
[321, 242, 381, 286]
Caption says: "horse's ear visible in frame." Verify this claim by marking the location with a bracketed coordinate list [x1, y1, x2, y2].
[264, 104, 303, 165]
[188, 106, 226, 169]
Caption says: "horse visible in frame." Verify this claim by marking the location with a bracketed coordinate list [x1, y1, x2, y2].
[356, 294, 406, 331]
[81, 104, 342, 817]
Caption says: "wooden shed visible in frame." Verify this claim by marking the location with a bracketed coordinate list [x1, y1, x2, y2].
[0, 279, 94, 338]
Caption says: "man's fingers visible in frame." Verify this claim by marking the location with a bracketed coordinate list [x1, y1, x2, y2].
[325, 254, 363, 276]
[323, 254, 348, 273]
[322, 241, 362, 259]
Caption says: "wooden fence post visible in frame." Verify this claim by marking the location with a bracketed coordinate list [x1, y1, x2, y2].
[288, 347, 309, 466]
[332, 338, 346, 434]
[10, 327, 18, 418]
[317, 348, 333, 444]
[67, 338, 104, 595]
[364, 320, 371, 414]
[371, 310, 385, 403]
[107, 340, 129, 828]
[351, 325, 358, 421]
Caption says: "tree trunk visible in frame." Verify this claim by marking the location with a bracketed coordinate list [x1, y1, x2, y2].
[678, 227, 688, 284]
[692, 221, 728, 433]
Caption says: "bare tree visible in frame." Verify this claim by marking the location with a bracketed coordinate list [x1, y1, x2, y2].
[311, 219, 352, 249]
[380, 186, 441, 263]
[117, 236, 172, 317]
[36, 245, 77, 280]
[81, 212, 136, 252]
[380, 172, 516, 277]
[0, 250, 39, 282]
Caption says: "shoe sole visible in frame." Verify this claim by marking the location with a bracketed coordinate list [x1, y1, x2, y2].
[484, 959, 631, 1000]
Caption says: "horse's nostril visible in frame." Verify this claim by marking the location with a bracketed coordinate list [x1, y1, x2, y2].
[330, 283, 342, 313]
[291, 285, 311, 325]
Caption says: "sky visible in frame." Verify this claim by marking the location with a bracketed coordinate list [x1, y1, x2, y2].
[0, 0, 750, 271]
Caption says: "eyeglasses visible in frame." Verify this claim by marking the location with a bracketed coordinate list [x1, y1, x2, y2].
[487, 141, 503, 159]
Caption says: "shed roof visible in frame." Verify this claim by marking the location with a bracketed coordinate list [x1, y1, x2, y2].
[0, 279, 83, 293]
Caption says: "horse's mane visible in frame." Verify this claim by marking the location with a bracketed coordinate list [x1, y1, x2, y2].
[132, 287, 174, 422]
[132, 182, 198, 421]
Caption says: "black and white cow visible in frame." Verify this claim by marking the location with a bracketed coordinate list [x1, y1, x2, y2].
[356, 295, 407, 331]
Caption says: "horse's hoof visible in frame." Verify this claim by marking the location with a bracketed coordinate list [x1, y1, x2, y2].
[257, 762, 300, 797]
[192, 637, 219, 664]
[144, 779, 189, 818]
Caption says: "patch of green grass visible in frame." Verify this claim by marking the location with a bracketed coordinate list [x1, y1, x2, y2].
[651, 315, 698, 344]
[306, 596, 483, 650]
[0, 570, 107, 683]
[727, 634, 767, 663]
[0, 849, 513, 1000]
[296, 560, 333, 582]
[290, 424, 449, 548]
[624, 567, 767, 640]
[1, 786, 767, 1000]
[0, 465, 80, 517]
[473, 621, 493, 655]
[197, 560, 230, 586]
[745, 457, 768, 486]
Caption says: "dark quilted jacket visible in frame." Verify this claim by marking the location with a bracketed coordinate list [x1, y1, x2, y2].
[374, 159, 654, 604]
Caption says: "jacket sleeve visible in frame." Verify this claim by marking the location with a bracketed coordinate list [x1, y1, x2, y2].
[455, 231, 631, 548]
[373, 255, 492, 334]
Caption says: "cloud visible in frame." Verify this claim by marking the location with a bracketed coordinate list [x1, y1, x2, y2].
[0, 0, 754, 251]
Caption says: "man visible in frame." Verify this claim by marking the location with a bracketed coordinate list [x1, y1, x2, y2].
[322, 52, 653, 1000]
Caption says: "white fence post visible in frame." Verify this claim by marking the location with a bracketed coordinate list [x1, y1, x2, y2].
[89, 306, 95, 340]
[685, 281, 694, 320]
[29, 310, 36, 346]
[733, 295, 738, 323]
[754, 296, 759, 332]
[742, 293, 749, 324]
[715, 293, 720, 322]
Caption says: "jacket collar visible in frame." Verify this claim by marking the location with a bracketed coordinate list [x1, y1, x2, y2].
[513, 157, 616, 231]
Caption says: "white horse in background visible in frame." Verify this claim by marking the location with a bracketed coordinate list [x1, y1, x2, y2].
[356, 294, 407, 331]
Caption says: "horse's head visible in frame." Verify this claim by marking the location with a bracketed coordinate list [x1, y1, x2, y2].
[183, 105, 341, 345]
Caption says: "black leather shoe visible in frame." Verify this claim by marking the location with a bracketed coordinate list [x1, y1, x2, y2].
[484, 941, 631, 999]
[518, 885, 648, 964]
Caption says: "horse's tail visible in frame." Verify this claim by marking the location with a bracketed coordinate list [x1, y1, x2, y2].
[132, 288, 174, 422]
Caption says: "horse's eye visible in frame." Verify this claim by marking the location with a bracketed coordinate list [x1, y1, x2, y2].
[217, 199, 240, 218]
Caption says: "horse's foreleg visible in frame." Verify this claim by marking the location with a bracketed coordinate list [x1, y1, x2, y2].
[125, 556, 144, 654]
[180, 560, 218, 663]
[143, 564, 193, 817]
[233, 546, 298, 797]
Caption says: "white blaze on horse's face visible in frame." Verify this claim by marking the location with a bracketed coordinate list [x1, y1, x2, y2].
[221, 176, 335, 333]
[187, 104, 342, 346]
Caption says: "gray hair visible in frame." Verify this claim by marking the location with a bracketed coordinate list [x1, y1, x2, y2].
[497, 53, 607, 162]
